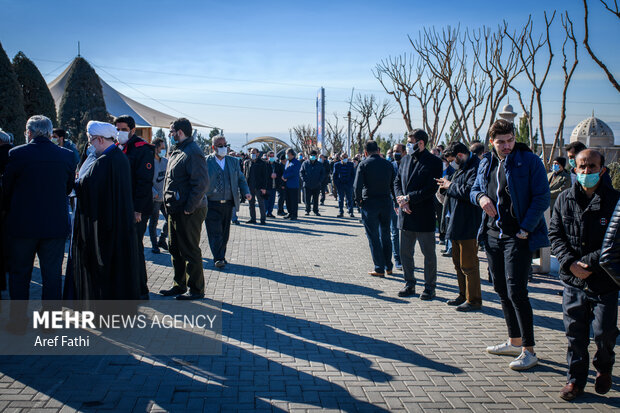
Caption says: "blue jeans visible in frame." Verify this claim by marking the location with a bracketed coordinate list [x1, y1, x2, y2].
[563, 285, 619, 388]
[265, 189, 276, 214]
[390, 207, 400, 264]
[337, 185, 354, 214]
[361, 198, 393, 273]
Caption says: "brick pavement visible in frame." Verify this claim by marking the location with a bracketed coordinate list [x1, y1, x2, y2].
[0, 197, 619, 412]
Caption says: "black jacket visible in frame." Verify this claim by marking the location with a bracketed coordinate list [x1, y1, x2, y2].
[321, 160, 331, 185]
[300, 159, 326, 190]
[394, 149, 443, 232]
[123, 134, 155, 215]
[268, 161, 284, 189]
[353, 154, 395, 202]
[445, 155, 482, 241]
[549, 180, 620, 294]
[245, 158, 269, 191]
[2, 137, 76, 239]
[600, 198, 620, 287]
[163, 136, 209, 214]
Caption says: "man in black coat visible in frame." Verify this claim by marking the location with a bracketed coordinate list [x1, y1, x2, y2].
[265, 150, 284, 217]
[2, 116, 76, 316]
[437, 142, 482, 311]
[549, 149, 620, 401]
[300, 150, 326, 216]
[245, 147, 269, 224]
[354, 140, 395, 277]
[114, 115, 154, 300]
[394, 129, 442, 300]
[70, 121, 141, 301]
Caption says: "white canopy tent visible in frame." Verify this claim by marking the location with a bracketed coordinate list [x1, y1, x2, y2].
[48, 58, 208, 140]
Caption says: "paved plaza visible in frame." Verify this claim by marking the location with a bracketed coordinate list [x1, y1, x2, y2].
[0, 197, 619, 412]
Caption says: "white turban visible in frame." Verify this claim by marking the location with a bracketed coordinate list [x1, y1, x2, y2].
[87, 121, 117, 139]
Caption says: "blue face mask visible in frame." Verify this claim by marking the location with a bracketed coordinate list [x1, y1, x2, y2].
[568, 158, 576, 169]
[576, 172, 601, 188]
[552, 164, 560, 173]
[309, 155, 317, 161]
[386, 156, 392, 161]
[269, 157, 276, 162]
[169, 134, 177, 146]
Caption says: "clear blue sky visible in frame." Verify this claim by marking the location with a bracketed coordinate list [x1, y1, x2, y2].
[1, 0, 619, 149]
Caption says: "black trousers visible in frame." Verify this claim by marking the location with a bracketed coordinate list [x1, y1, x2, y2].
[169, 208, 207, 294]
[285, 187, 299, 218]
[277, 188, 286, 214]
[486, 235, 535, 347]
[148, 201, 168, 247]
[8, 237, 65, 300]
[361, 198, 393, 273]
[248, 187, 266, 223]
[136, 219, 149, 296]
[563, 285, 619, 388]
[205, 201, 233, 261]
[305, 187, 320, 213]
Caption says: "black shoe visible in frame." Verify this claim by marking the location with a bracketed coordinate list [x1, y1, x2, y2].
[320, 201, 325, 206]
[266, 213, 275, 218]
[232, 220, 240, 225]
[337, 213, 344, 218]
[158, 239, 168, 250]
[176, 292, 205, 300]
[246, 219, 257, 224]
[314, 212, 321, 216]
[305, 211, 311, 216]
[289, 217, 298, 220]
[595, 372, 612, 395]
[442, 250, 452, 257]
[277, 211, 285, 216]
[456, 302, 481, 312]
[420, 290, 436, 301]
[398, 286, 416, 297]
[259, 220, 266, 225]
[350, 213, 355, 218]
[447, 296, 466, 306]
[159, 286, 187, 297]
[215, 260, 226, 268]
[151, 247, 161, 254]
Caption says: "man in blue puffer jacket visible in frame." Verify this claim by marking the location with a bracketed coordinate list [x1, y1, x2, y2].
[470, 119, 550, 371]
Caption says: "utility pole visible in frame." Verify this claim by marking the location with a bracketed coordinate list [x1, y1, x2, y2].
[347, 87, 354, 154]
[77, 41, 81, 57]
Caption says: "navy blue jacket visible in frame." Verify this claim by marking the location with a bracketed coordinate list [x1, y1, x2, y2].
[333, 161, 355, 188]
[300, 159, 325, 189]
[2, 136, 77, 238]
[470, 143, 550, 251]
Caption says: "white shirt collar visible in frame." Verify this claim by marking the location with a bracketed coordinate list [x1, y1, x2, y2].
[215, 156, 226, 170]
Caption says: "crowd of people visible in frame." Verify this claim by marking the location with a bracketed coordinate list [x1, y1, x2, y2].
[0, 114, 618, 402]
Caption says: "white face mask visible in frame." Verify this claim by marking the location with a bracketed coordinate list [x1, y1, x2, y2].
[117, 130, 130, 145]
[406, 142, 415, 155]
[450, 160, 458, 170]
[342, 158, 348, 163]
[217, 147, 227, 157]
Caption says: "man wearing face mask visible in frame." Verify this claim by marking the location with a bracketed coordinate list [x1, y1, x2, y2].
[52, 128, 80, 166]
[548, 156, 571, 215]
[389, 144, 405, 269]
[205, 136, 251, 268]
[265, 151, 284, 217]
[160, 118, 209, 300]
[244, 148, 269, 224]
[394, 129, 442, 300]
[470, 119, 549, 371]
[300, 150, 325, 216]
[565, 141, 587, 185]
[69, 121, 141, 300]
[282, 148, 301, 220]
[549, 149, 619, 401]
[114, 115, 154, 300]
[333, 152, 355, 218]
[147, 138, 169, 254]
[436, 142, 482, 311]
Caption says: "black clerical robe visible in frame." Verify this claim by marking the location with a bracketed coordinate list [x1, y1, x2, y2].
[70, 145, 141, 300]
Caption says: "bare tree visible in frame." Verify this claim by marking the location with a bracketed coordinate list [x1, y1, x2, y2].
[505, 12, 556, 166]
[548, 12, 579, 164]
[470, 24, 527, 145]
[583, 0, 620, 93]
[289, 125, 317, 156]
[350, 93, 394, 141]
[326, 112, 346, 155]
[373, 54, 420, 133]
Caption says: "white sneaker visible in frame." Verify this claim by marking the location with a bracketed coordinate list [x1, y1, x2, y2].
[509, 350, 538, 371]
[486, 340, 522, 356]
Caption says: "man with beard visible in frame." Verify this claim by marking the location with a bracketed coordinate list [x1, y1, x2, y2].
[114, 115, 154, 300]
[71, 121, 141, 300]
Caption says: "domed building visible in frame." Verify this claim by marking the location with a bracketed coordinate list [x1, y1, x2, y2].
[498, 103, 517, 123]
[569, 114, 615, 147]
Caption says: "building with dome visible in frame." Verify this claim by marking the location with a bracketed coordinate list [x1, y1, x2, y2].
[498, 104, 517, 123]
[569, 113, 615, 147]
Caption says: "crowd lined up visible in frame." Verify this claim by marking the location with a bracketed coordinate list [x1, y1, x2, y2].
[0, 114, 618, 402]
